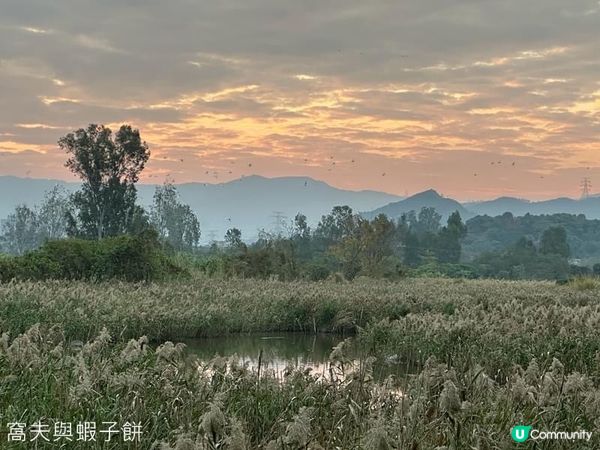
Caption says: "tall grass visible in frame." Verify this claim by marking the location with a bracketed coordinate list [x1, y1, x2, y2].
[2, 277, 600, 448]
[1, 325, 599, 449]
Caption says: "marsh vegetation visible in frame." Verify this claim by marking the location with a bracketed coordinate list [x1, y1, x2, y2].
[2, 277, 600, 448]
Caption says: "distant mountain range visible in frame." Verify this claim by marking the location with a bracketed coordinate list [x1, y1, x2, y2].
[0, 175, 401, 242]
[363, 190, 600, 222]
[2, 175, 600, 241]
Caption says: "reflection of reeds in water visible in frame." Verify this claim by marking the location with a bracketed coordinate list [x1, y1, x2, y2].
[185, 333, 411, 385]
[193, 338, 405, 401]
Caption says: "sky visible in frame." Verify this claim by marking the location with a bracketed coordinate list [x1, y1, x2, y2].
[0, 0, 599, 201]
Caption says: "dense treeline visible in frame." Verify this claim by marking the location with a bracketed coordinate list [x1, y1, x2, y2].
[199, 207, 469, 281]
[199, 207, 579, 281]
[464, 212, 600, 262]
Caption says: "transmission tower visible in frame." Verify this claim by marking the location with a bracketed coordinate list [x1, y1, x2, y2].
[271, 211, 287, 236]
[206, 230, 218, 243]
[581, 177, 592, 199]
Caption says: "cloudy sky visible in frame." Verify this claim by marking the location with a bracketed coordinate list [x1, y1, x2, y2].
[0, 0, 599, 200]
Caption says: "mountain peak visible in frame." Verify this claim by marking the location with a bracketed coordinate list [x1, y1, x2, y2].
[363, 188, 467, 221]
[410, 189, 442, 200]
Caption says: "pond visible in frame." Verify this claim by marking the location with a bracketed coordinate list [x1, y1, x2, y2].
[181, 332, 408, 382]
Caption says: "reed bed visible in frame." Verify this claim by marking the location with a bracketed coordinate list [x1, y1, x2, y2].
[2, 277, 600, 448]
[1, 325, 599, 449]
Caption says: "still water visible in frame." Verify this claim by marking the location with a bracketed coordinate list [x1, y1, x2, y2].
[181, 333, 405, 381]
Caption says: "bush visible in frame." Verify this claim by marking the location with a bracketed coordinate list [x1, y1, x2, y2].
[0, 230, 184, 282]
[93, 231, 182, 281]
[568, 276, 600, 291]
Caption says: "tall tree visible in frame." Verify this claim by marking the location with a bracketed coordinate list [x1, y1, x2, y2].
[0, 205, 40, 255]
[540, 226, 570, 257]
[360, 214, 396, 275]
[150, 181, 200, 251]
[315, 206, 359, 244]
[437, 211, 467, 263]
[292, 213, 311, 240]
[37, 185, 70, 241]
[290, 213, 313, 262]
[225, 228, 244, 250]
[415, 207, 442, 234]
[59, 124, 150, 239]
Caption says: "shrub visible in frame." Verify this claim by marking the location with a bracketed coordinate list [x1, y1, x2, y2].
[568, 276, 599, 291]
[0, 230, 183, 283]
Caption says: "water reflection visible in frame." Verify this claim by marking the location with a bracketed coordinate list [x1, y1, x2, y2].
[181, 333, 406, 382]
[183, 333, 340, 375]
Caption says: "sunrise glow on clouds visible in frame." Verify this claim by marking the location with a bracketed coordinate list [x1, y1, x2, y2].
[0, 0, 599, 200]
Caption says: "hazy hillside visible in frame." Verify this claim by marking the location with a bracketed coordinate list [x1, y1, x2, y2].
[362, 189, 472, 221]
[0, 176, 80, 219]
[4, 174, 600, 242]
[466, 196, 600, 219]
[0, 175, 401, 242]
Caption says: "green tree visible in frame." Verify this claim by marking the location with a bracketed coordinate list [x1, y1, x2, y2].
[437, 211, 467, 263]
[38, 185, 70, 241]
[403, 231, 421, 267]
[59, 124, 150, 239]
[150, 181, 200, 251]
[0, 205, 40, 255]
[315, 206, 358, 244]
[540, 226, 570, 257]
[293, 213, 310, 240]
[360, 214, 396, 276]
[225, 228, 244, 251]
[415, 207, 442, 234]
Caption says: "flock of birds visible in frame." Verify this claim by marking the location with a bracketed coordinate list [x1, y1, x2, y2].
[10, 151, 595, 230]
[147, 154, 387, 181]
[473, 160, 517, 178]
[140, 155, 596, 184]
[147, 155, 556, 183]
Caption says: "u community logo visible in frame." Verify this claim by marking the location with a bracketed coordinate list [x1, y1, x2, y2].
[511, 425, 592, 443]
[511, 426, 532, 443]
